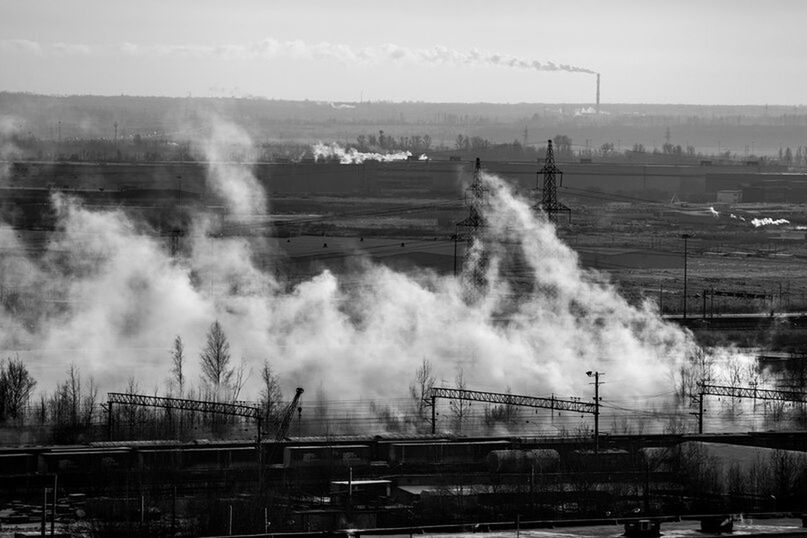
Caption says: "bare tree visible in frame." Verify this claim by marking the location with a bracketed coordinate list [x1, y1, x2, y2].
[409, 358, 435, 425]
[68, 364, 81, 427]
[229, 359, 249, 402]
[0, 355, 37, 422]
[259, 360, 283, 423]
[483, 386, 517, 428]
[199, 320, 233, 399]
[449, 369, 471, 434]
[170, 335, 185, 397]
[82, 376, 98, 428]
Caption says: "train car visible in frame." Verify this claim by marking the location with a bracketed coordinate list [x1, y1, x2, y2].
[389, 440, 511, 467]
[565, 448, 634, 473]
[182, 447, 236, 471]
[0, 452, 37, 475]
[137, 448, 183, 471]
[38, 448, 132, 474]
[283, 445, 371, 469]
[486, 449, 560, 473]
[227, 446, 259, 469]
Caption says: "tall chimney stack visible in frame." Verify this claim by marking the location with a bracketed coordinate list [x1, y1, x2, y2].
[596, 73, 600, 114]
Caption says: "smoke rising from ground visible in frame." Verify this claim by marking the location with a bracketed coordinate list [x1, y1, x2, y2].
[0, 116, 22, 183]
[313, 142, 427, 164]
[0, 121, 769, 433]
[199, 121, 267, 217]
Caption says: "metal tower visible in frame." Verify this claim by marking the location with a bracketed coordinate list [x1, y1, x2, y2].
[536, 140, 571, 223]
[455, 158, 489, 293]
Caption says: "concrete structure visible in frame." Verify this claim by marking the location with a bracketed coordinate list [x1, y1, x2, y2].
[716, 189, 742, 204]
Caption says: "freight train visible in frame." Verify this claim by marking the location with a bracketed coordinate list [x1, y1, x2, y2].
[1, 430, 804, 486]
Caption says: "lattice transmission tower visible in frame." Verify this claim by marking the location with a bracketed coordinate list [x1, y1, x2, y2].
[535, 139, 571, 223]
[455, 158, 489, 293]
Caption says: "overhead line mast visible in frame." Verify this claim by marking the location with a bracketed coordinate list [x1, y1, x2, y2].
[536, 139, 571, 223]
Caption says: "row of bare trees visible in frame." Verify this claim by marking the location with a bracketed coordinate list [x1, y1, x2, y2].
[170, 320, 283, 422]
[406, 359, 518, 435]
[0, 319, 288, 443]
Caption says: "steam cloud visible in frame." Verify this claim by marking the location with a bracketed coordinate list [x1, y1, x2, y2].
[0, 116, 22, 183]
[1, 38, 596, 76]
[313, 142, 427, 164]
[751, 217, 790, 227]
[1, 120, 772, 433]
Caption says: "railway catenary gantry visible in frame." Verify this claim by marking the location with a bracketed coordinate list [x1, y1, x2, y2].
[107, 392, 262, 443]
[695, 382, 807, 434]
[425, 387, 597, 434]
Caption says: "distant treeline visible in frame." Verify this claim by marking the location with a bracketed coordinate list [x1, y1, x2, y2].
[5, 92, 807, 161]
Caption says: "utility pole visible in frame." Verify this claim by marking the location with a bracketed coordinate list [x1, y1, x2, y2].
[452, 232, 458, 277]
[431, 394, 436, 434]
[51, 475, 57, 536]
[586, 371, 604, 455]
[681, 233, 692, 319]
[698, 391, 704, 434]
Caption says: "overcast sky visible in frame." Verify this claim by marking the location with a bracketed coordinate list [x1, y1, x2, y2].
[1, 0, 805, 105]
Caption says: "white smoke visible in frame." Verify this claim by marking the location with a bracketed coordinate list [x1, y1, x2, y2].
[2, 38, 597, 75]
[313, 142, 426, 164]
[751, 217, 790, 227]
[198, 120, 267, 217]
[0, 116, 22, 183]
[0, 122, 772, 434]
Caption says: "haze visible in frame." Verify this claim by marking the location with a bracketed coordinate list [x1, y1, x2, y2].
[2, 0, 806, 105]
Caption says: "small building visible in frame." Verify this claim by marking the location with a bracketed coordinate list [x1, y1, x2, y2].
[330, 479, 391, 505]
[716, 189, 742, 204]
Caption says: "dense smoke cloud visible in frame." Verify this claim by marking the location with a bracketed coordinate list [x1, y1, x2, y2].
[313, 142, 427, 164]
[0, 120, 757, 432]
[1, 38, 596, 76]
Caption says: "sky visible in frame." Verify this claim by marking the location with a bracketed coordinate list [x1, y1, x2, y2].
[1, 0, 806, 105]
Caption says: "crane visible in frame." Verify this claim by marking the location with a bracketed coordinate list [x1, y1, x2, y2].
[274, 387, 304, 440]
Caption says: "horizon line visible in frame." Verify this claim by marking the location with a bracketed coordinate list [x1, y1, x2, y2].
[0, 90, 804, 109]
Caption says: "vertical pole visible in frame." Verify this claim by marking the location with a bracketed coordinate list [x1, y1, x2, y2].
[683, 235, 688, 320]
[108, 402, 113, 441]
[172, 486, 177, 537]
[348, 465, 353, 511]
[431, 396, 436, 434]
[51, 475, 57, 536]
[41, 488, 47, 537]
[702, 289, 707, 319]
[698, 392, 704, 434]
[453, 232, 458, 276]
[228, 504, 233, 535]
[594, 372, 600, 456]
[256, 414, 263, 490]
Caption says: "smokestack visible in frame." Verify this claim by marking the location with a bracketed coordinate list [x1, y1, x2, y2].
[596, 73, 600, 114]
